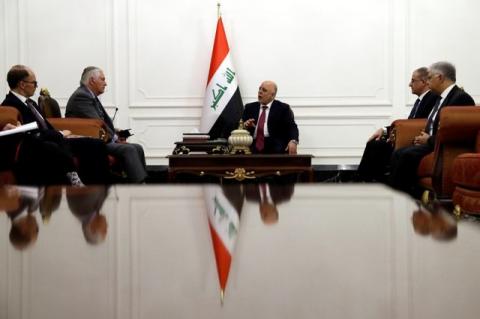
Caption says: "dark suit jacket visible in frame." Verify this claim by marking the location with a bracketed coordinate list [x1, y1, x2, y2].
[427, 85, 475, 147]
[65, 85, 115, 138]
[1, 92, 63, 142]
[2, 92, 111, 185]
[410, 90, 438, 119]
[242, 100, 299, 153]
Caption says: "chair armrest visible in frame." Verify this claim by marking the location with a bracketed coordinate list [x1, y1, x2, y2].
[476, 131, 480, 153]
[48, 118, 108, 141]
[390, 119, 426, 150]
[437, 107, 480, 144]
[0, 106, 22, 127]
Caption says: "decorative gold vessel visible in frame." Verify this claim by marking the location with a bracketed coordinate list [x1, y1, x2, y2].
[228, 120, 253, 154]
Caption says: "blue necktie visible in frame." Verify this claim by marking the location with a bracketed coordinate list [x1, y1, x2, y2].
[408, 98, 420, 119]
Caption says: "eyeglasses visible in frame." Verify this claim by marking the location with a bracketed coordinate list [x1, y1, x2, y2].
[22, 80, 38, 87]
[410, 79, 423, 84]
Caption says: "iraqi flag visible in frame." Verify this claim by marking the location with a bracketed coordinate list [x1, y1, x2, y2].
[200, 17, 244, 139]
[204, 185, 242, 303]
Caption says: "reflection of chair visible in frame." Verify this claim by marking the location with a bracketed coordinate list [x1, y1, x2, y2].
[392, 107, 480, 201]
[0, 186, 20, 211]
[39, 186, 63, 223]
[411, 204, 457, 241]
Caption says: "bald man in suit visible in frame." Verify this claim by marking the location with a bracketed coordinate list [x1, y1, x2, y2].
[242, 81, 299, 155]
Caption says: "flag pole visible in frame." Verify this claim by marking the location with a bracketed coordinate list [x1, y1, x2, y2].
[216, 5, 226, 306]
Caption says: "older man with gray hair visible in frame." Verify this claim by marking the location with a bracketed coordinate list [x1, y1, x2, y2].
[66, 66, 147, 183]
[389, 61, 476, 196]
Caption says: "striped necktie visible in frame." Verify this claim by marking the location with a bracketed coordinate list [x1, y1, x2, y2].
[26, 98, 48, 130]
[424, 97, 442, 135]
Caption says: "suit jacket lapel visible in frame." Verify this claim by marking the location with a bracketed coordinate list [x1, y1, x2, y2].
[6, 92, 54, 130]
[440, 85, 458, 108]
[266, 100, 278, 129]
[93, 96, 115, 132]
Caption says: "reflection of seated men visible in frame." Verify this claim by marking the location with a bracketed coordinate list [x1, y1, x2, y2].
[0, 185, 20, 211]
[411, 206, 457, 241]
[3, 186, 42, 250]
[66, 186, 109, 244]
[411, 209, 431, 236]
[430, 209, 457, 241]
[245, 183, 295, 225]
[39, 186, 63, 223]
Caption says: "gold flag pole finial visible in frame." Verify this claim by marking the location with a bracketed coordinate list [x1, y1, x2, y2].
[217, 2, 221, 18]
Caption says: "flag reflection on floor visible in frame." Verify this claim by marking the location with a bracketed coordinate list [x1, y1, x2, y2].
[204, 184, 243, 304]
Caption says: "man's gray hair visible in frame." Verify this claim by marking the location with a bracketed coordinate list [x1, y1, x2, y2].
[414, 67, 429, 81]
[430, 61, 456, 82]
[80, 66, 102, 86]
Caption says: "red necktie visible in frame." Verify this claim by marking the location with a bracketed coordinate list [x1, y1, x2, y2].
[255, 105, 268, 152]
[260, 183, 268, 203]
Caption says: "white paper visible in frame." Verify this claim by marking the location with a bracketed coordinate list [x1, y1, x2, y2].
[0, 121, 38, 137]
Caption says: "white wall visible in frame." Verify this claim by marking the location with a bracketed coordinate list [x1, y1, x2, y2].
[1, 0, 479, 165]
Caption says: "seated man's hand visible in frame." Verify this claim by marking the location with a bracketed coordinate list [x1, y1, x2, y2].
[2, 123, 17, 131]
[368, 128, 384, 142]
[244, 118, 256, 129]
[61, 130, 72, 137]
[116, 137, 128, 143]
[285, 140, 298, 155]
[413, 131, 430, 145]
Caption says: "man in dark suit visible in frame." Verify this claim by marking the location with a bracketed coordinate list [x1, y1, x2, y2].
[242, 81, 299, 154]
[357, 67, 438, 182]
[66, 66, 147, 183]
[389, 61, 476, 195]
[1, 65, 110, 185]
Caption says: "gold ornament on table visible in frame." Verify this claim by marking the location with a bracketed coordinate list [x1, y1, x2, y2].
[228, 120, 253, 154]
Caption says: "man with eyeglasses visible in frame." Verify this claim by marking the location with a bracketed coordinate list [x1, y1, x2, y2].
[1, 64, 110, 185]
[357, 67, 438, 182]
[389, 61, 476, 195]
